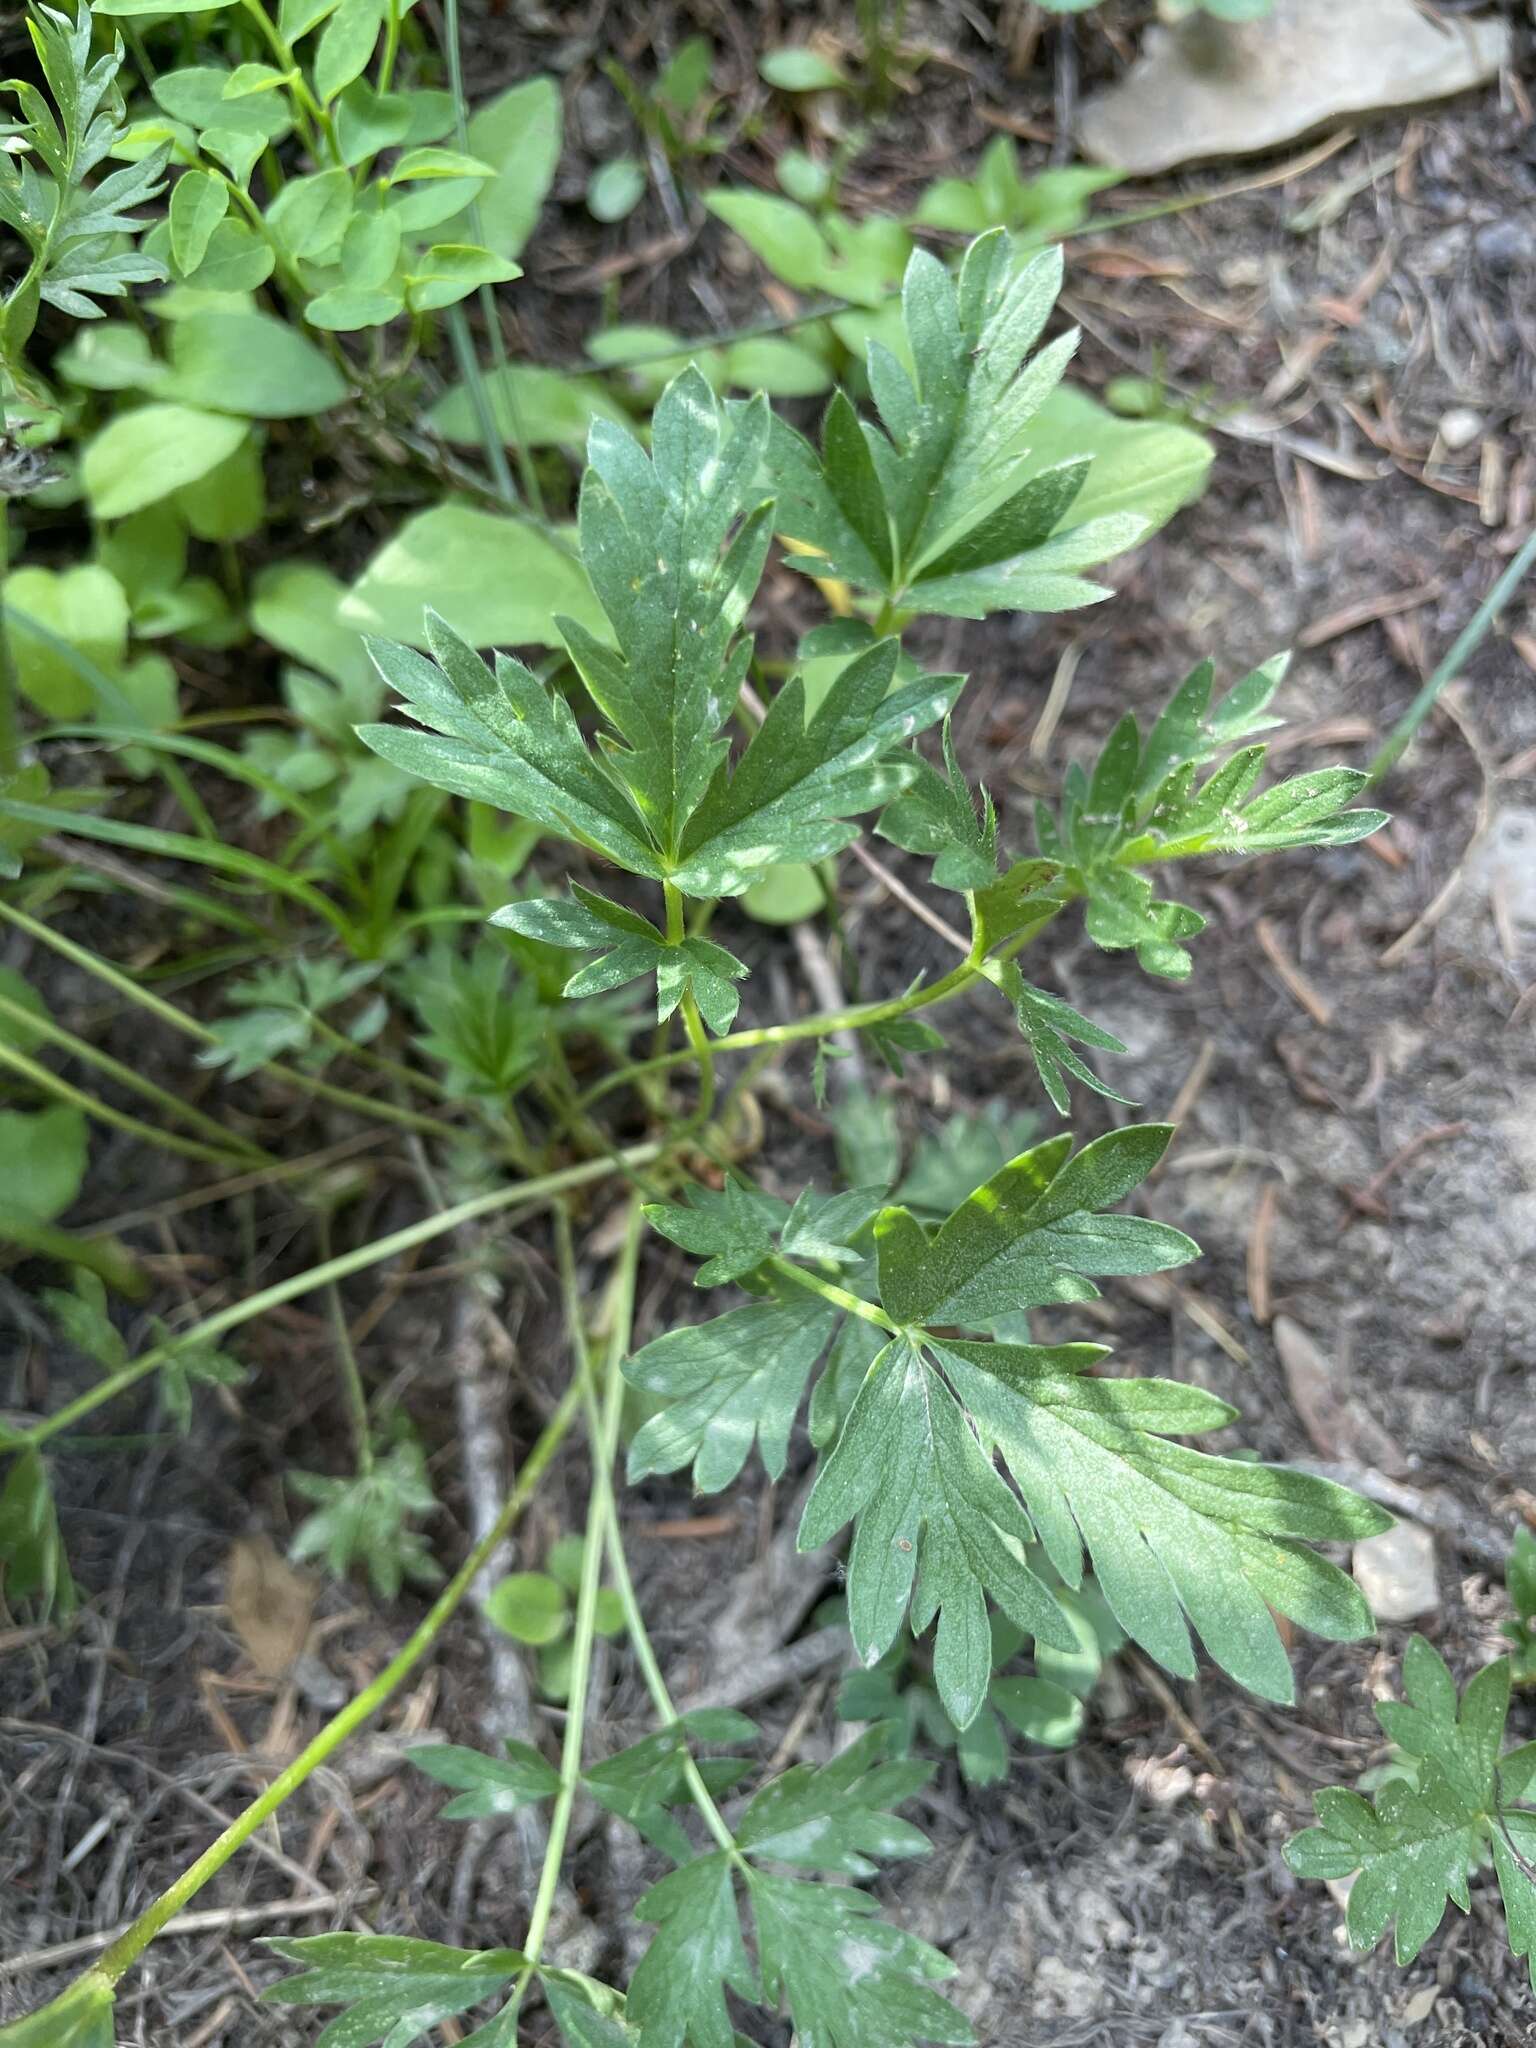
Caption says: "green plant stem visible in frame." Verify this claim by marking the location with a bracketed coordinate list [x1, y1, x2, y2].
[317, 1211, 374, 1476]
[1365, 527, 1536, 787]
[662, 878, 717, 1132]
[305, 1011, 457, 1104]
[521, 1201, 644, 1976]
[11, 1143, 661, 1454]
[577, 952, 981, 1112]
[238, 0, 334, 156]
[0, 986, 273, 1166]
[770, 1255, 896, 1331]
[679, 989, 716, 1128]
[0, 1037, 256, 1169]
[82, 1370, 583, 1996]
[554, 1207, 742, 1863]
[376, 0, 403, 93]
[0, 901, 463, 1141]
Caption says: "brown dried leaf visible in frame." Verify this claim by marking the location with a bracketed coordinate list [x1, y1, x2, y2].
[225, 1536, 316, 1678]
[1272, 1315, 1406, 1476]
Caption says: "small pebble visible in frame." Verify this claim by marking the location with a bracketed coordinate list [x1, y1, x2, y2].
[1475, 218, 1534, 273]
[1353, 1521, 1439, 1621]
[1437, 407, 1483, 452]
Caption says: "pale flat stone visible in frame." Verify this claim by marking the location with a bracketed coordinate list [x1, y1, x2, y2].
[1077, 0, 1509, 177]
[1353, 1522, 1439, 1623]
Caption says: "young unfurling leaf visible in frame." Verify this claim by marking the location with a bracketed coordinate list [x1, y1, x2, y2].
[876, 717, 998, 891]
[1002, 969, 1134, 1117]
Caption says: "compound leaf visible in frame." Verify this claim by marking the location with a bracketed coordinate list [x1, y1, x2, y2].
[582, 1713, 755, 1864]
[492, 886, 747, 1033]
[262, 1934, 530, 2047]
[734, 1724, 931, 1877]
[625, 1290, 842, 1490]
[1287, 1641, 1536, 1977]
[669, 638, 961, 898]
[409, 1738, 560, 1818]
[748, 1870, 973, 2048]
[628, 1856, 759, 2048]
[936, 1337, 1387, 1703]
[561, 368, 772, 858]
[798, 1339, 1076, 1717]
[766, 233, 1143, 620]
[873, 1125, 1195, 1327]
[642, 1178, 790, 1286]
[360, 617, 663, 879]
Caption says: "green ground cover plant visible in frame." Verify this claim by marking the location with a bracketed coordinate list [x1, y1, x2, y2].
[2, 6, 1528, 2041]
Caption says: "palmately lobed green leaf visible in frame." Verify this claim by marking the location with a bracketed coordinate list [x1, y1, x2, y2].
[765, 231, 1155, 623]
[937, 1338, 1386, 1704]
[873, 1125, 1196, 1328]
[1038, 652, 1388, 989]
[797, 1338, 1078, 1723]
[625, 1290, 843, 1490]
[669, 637, 962, 897]
[560, 368, 774, 857]
[628, 1855, 760, 2048]
[409, 1737, 560, 1818]
[359, 616, 665, 878]
[1286, 1640, 1536, 1980]
[734, 1725, 932, 1876]
[262, 1932, 530, 2047]
[642, 1177, 790, 1285]
[749, 1869, 974, 2048]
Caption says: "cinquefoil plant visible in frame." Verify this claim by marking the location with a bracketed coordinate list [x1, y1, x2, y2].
[2, 232, 1405, 2048]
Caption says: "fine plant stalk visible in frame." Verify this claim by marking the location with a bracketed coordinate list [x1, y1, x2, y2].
[317, 1212, 375, 1476]
[0, 1037, 258, 1169]
[555, 1207, 741, 1862]
[1366, 525, 1536, 786]
[576, 952, 982, 1112]
[520, 1203, 644, 1981]
[11, 1144, 662, 1453]
[83, 1371, 584, 1994]
[0, 986, 274, 1165]
[0, 505, 18, 779]
[0, 901, 465, 1142]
